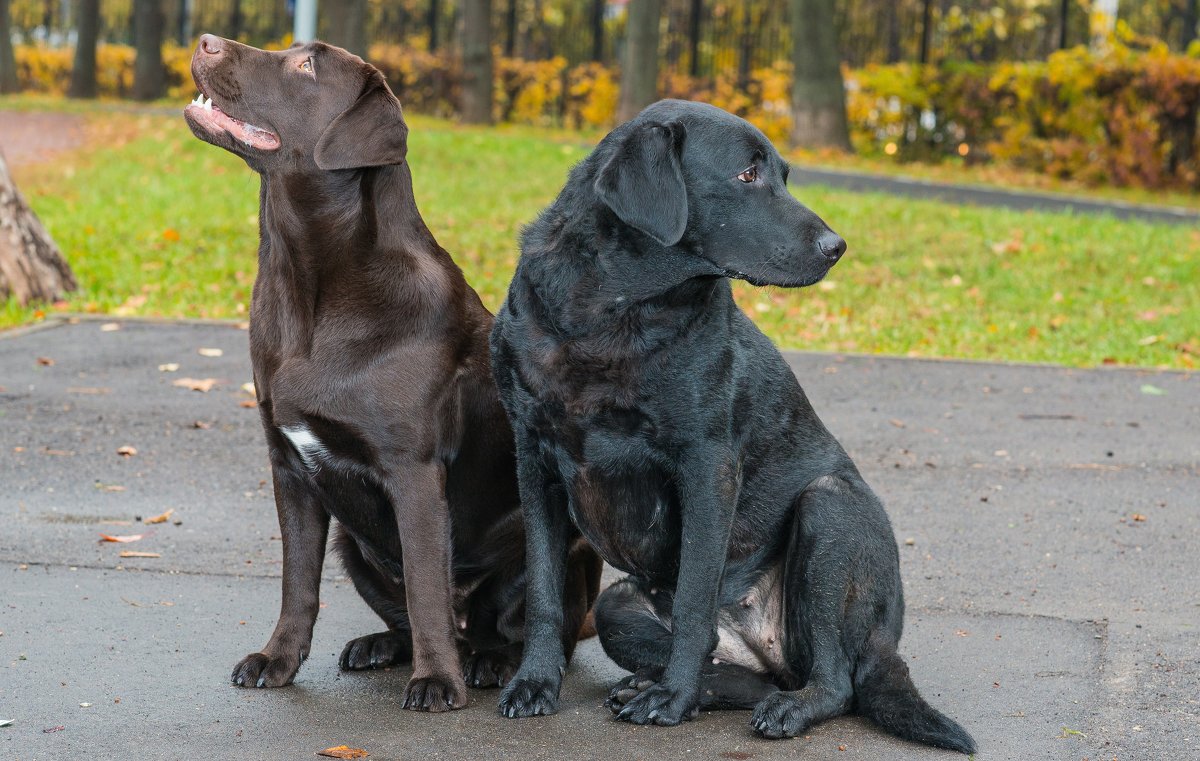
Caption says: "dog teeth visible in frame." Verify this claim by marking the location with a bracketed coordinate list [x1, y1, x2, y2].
[203, 96, 213, 111]
[191, 93, 204, 106]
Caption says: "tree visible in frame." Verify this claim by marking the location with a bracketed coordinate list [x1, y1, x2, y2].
[132, 0, 167, 101]
[1185, 0, 1198, 49]
[69, 0, 100, 99]
[592, 0, 606, 62]
[0, 0, 18, 94]
[461, 0, 493, 124]
[789, 0, 851, 151]
[617, 0, 662, 123]
[323, 0, 367, 56]
[0, 150, 77, 306]
[428, 0, 441, 52]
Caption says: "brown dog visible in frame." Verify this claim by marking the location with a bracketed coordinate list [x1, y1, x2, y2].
[183, 35, 600, 711]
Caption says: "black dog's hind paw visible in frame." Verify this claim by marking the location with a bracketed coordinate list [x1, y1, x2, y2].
[231, 650, 303, 688]
[339, 630, 412, 671]
[604, 667, 665, 712]
[402, 674, 468, 712]
[497, 675, 561, 717]
[751, 692, 812, 739]
[463, 646, 521, 688]
[610, 677, 699, 726]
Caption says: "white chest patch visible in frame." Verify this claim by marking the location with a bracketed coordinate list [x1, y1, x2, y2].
[280, 424, 328, 472]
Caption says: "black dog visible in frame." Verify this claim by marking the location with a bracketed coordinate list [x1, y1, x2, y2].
[184, 35, 600, 710]
[490, 100, 975, 753]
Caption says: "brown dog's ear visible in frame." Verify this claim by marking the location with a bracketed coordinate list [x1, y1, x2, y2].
[314, 76, 408, 171]
[593, 120, 688, 246]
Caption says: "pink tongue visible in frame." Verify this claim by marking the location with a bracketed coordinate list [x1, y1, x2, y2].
[212, 108, 280, 151]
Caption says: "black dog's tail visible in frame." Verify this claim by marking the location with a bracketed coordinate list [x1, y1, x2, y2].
[854, 634, 977, 755]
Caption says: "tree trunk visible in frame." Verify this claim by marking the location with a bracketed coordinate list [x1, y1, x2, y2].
[687, 0, 701, 75]
[132, 0, 167, 101]
[885, 0, 902, 63]
[0, 0, 19, 94]
[592, 0, 606, 62]
[789, 0, 851, 151]
[0, 151, 77, 306]
[428, 0, 441, 52]
[1185, 0, 1198, 49]
[323, 0, 368, 57]
[504, 0, 517, 57]
[69, 0, 100, 99]
[229, 0, 241, 40]
[617, 0, 662, 123]
[461, 0, 493, 124]
[918, 0, 933, 63]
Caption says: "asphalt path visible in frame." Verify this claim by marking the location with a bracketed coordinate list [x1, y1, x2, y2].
[1, 319, 1196, 760]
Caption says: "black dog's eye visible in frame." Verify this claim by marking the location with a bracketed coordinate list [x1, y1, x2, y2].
[737, 166, 758, 183]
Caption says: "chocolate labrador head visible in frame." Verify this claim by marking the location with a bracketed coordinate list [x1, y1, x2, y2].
[184, 34, 407, 174]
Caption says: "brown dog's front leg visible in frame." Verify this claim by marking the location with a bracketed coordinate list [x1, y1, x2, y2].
[232, 467, 329, 687]
[388, 462, 468, 712]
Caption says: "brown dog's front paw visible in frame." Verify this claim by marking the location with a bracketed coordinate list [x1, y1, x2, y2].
[231, 650, 303, 688]
[402, 674, 468, 712]
[462, 646, 522, 688]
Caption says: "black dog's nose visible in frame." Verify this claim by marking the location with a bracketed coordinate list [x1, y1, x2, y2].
[199, 34, 223, 56]
[818, 231, 847, 262]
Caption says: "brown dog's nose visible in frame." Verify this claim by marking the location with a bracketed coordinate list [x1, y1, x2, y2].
[818, 231, 847, 262]
[199, 34, 223, 56]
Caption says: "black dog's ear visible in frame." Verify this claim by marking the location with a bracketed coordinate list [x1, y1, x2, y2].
[593, 121, 688, 246]
[314, 75, 408, 171]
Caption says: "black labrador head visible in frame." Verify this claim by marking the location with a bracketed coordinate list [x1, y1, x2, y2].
[594, 99, 846, 288]
[184, 34, 408, 174]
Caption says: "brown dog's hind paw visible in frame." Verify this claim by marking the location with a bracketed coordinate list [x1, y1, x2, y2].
[462, 646, 522, 688]
[231, 650, 302, 688]
[402, 674, 468, 712]
[339, 630, 413, 671]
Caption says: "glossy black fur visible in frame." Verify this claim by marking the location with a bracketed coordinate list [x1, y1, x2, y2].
[184, 35, 600, 711]
[489, 100, 975, 753]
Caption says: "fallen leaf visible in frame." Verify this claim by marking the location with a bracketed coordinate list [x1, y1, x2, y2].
[95, 483, 126, 492]
[162, 228, 181, 242]
[889, 418, 906, 428]
[317, 747, 369, 760]
[118, 551, 161, 558]
[79, 703, 91, 708]
[116, 445, 137, 457]
[173, 377, 218, 392]
[197, 347, 224, 358]
[1137, 335, 1163, 346]
[1139, 384, 1167, 396]
[0, 719, 12, 727]
[955, 629, 970, 637]
[1131, 513, 1147, 522]
[36, 356, 55, 366]
[99, 533, 144, 543]
[240, 382, 256, 395]
[42, 448, 74, 456]
[99, 323, 121, 332]
[192, 420, 212, 429]
[158, 363, 180, 372]
[239, 399, 258, 408]
[43, 725, 65, 733]
[994, 449, 1009, 457]
[143, 509, 174, 524]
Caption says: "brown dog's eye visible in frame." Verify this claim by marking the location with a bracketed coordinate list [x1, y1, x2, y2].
[737, 166, 758, 183]
[300, 58, 314, 74]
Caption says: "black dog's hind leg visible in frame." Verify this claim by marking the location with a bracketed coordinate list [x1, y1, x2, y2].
[597, 577, 780, 712]
[334, 527, 414, 671]
[751, 474, 888, 739]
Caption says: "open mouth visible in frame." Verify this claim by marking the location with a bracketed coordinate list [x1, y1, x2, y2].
[184, 93, 280, 152]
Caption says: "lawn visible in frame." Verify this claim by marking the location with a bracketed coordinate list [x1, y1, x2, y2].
[4, 98, 1198, 370]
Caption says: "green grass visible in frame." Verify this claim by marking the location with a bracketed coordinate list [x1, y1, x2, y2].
[4, 101, 1198, 370]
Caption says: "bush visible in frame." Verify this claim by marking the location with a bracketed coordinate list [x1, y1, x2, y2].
[13, 37, 1200, 189]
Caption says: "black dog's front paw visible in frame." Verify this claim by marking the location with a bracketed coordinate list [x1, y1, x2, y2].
[612, 679, 699, 726]
[231, 649, 304, 688]
[497, 674, 561, 717]
[339, 630, 412, 671]
[463, 646, 521, 688]
[402, 674, 468, 712]
[751, 692, 810, 739]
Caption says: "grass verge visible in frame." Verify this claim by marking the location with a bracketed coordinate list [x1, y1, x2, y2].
[3, 98, 1197, 370]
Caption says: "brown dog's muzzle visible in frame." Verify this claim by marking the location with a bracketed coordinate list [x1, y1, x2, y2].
[184, 34, 281, 153]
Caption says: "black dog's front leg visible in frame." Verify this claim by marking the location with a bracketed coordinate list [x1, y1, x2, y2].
[613, 449, 738, 726]
[232, 466, 329, 687]
[498, 429, 572, 718]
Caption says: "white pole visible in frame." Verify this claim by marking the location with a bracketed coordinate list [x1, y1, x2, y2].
[1092, 0, 1119, 50]
[294, 0, 318, 43]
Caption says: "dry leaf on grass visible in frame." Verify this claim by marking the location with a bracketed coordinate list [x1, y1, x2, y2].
[143, 509, 174, 524]
[118, 551, 161, 558]
[197, 348, 224, 358]
[317, 747, 368, 759]
[173, 377, 218, 392]
[99, 533, 143, 543]
[116, 446, 137, 457]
